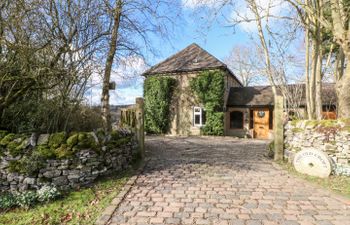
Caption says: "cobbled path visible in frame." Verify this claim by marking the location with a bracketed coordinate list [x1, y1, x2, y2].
[108, 136, 350, 225]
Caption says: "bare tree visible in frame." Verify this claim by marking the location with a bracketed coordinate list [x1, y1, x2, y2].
[287, 0, 350, 118]
[223, 45, 266, 86]
[0, 0, 109, 132]
[99, 0, 181, 132]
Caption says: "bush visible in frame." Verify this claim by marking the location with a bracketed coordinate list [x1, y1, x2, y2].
[22, 153, 45, 175]
[7, 137, 27, 157]
[8, 160, 25, 173]
[35, 145, 55, 159]
[0, 186, 61, 210]
[201, 112, 224, 135]
[54, 144, 73, 159]
[0, 130, 8, 140]
[0, 133, 16, 146]
[37, 185, 61, 203]
[66, 133, 79, 148]
[48, 132, 66, 149]
[0, 96, 103, 134]
[0, 193, 17, 210]
[77, 132, 96, 149]
[107, 136, 131, 149]
[15, 191, 38, 209]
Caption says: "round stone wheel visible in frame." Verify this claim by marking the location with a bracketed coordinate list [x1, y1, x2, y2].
[293, 148, 332, 178]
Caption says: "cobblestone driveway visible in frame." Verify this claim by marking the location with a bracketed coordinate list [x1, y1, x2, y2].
[109, 136, 350, 225]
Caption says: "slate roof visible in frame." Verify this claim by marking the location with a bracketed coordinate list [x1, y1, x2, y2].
[142, 43, 242, 85]
[227, 83, 337, 107]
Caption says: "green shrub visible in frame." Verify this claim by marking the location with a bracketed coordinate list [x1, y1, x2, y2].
[144, 76, 177, 134]
[35, 145, 55, 159]
[190, 70, 225, 136]
[0, 130, 8, 140]
[95, 129, 106, 144]
[66, 133, 79, 148]
[37, 185, 61, 203]
[54, 144, 73, 159]
[77, 132, 96, 149]
[107, 136, 131, 149]
[201, 112, 224, 135]
[15, 191, 38, 209]
[48, 132, 66, 149]
[8, 160, 25, 173]
[110, 130, 121, 141]
[22, 153, 45, 175]
[7, 137, 28, 157]
[0, 193, 17, 210]
[8, 153, 45, 175]
[0, 133, 16, 146]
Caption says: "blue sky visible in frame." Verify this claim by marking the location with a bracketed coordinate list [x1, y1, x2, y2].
[86, 0, 301, 106]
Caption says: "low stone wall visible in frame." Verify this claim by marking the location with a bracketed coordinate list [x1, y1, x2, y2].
[284, 120, 350, 176]
[0, 138, 137, 192]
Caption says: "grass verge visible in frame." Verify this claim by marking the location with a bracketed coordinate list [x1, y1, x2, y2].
[277, 161, 350, 199]
[0, 162, 141, 225]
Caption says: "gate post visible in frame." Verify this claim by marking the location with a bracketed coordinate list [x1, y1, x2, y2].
[135, 97, 145, 159]
[274, 95, 284, 161]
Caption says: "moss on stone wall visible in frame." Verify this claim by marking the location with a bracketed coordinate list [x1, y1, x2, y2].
[0, 130, 133, 175]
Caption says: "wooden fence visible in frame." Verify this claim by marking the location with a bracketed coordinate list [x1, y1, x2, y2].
[118, 98, 144, 158]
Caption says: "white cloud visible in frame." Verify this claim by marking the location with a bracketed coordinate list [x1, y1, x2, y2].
[182, 0, 288, 32]
[231, 0, 288, 32]
[85, 56, 147, 106]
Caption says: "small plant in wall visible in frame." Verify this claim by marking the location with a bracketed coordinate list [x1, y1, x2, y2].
[190, 70, 225, 135]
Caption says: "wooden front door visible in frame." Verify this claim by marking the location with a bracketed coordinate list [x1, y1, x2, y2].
[253, 109, 270, 139]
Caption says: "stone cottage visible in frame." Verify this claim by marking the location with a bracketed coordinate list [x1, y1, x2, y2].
[142, 43, 337, 139]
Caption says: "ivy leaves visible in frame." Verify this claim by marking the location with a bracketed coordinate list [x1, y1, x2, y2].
[190, 70, 225, 135]
[144, 76, 177, 134]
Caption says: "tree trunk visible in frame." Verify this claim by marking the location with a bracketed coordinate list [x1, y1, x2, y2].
[101, 0, 122, 132]
[315, 39, 323, 120]
[309, 39, 317, 119]
[336, 63, 350, 118]
[335, 47, 345, 81]
[304, 29, 312, 119]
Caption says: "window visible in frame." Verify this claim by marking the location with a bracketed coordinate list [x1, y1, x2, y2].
[193, 107, 206, 126]
[230, 111, 243, 129]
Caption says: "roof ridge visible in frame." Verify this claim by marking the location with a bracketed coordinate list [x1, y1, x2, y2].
[142, 43, 226, 75]
[142, 43, 199, 75]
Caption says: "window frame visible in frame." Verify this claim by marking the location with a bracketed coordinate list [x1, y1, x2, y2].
[193, 106, 206, 127]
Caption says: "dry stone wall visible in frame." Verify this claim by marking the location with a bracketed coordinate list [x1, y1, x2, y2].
[284, 120, 350, 176]
[0, 136, 137, 192]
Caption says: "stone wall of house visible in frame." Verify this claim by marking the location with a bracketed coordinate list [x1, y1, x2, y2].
[284, 120, 350, 176]
[164, 70, 241, 136]
[0, 138, 137, 192]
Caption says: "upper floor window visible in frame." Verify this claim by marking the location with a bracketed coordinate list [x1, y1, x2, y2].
[193, 107, 206, 126]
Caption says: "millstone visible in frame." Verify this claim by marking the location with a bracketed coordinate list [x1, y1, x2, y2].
[293, 148, 332, 178]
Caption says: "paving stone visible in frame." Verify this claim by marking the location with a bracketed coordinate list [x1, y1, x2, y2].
[105, 137, 350, 225]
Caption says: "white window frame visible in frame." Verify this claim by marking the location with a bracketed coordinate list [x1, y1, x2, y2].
[193, 107, 205, 127]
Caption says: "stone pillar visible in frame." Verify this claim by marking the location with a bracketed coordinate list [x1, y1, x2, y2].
[274, 95, 284, 161]
[135, 98, 145, 158]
